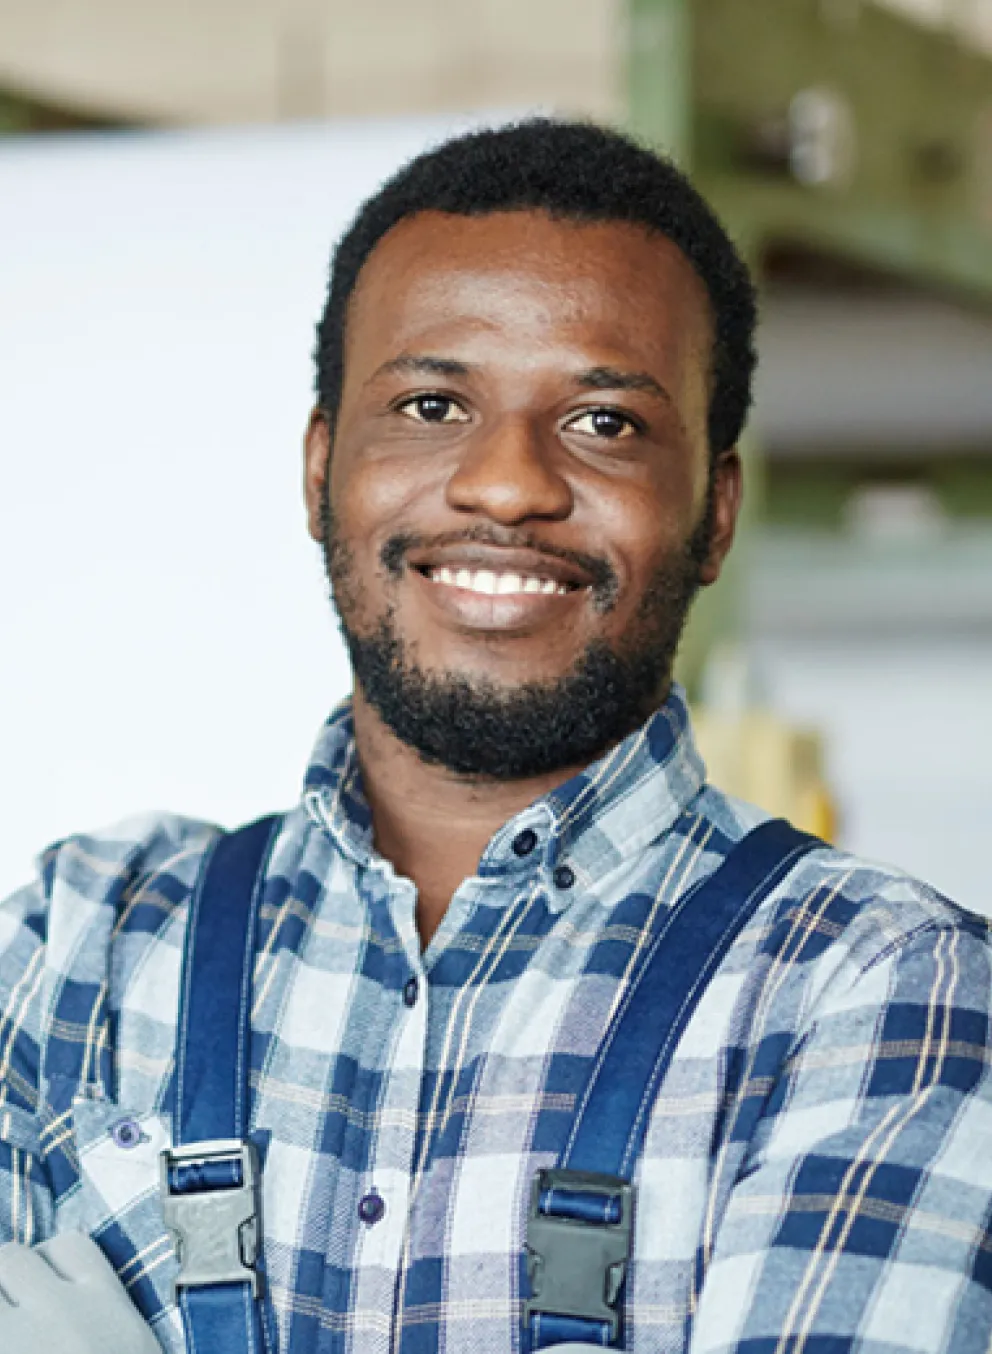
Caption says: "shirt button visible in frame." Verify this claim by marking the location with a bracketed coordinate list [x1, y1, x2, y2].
[403, 976, 419, 1007]
[357, 1190, 385, 1225]
[110, 1117, 143, 1150]
[512, 828, 538, 858]
[553, 864, 576, 891]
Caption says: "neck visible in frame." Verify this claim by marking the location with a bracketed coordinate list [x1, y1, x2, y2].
[351, 689, 586, 947]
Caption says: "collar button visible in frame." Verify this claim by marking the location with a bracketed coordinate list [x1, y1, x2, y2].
[110, 1117, 144, 1150]
[553, 864, 576, 891]
[512, 828, 538, 858]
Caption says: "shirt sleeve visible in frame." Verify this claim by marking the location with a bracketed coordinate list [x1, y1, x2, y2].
[0, 878, 56, 1245]
[690, 918, 992, 1353]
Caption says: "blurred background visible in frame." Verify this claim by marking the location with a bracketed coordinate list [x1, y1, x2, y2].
[1, 0, 990, 910]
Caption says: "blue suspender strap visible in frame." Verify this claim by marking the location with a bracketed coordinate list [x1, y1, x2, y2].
[524, 818, 822, 1350]
[160, 815, 282, 1354]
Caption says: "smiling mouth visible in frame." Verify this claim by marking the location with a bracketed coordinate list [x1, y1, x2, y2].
[416, 565, 581, 598]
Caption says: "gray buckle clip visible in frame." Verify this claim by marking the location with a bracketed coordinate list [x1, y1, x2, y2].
[160, 1138, 262, 1296]
[524, 1167, 633, 1344]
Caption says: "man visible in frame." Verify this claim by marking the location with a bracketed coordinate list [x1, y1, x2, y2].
[0, 118, 990, 1354]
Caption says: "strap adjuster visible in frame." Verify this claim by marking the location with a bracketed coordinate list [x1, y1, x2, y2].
[160, 1139, 262, 1296]
[524, 1168, 632, 1345]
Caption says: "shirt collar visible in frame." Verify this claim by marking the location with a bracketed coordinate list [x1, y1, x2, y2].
[302, 685, 706, 907]
[302, 703, 373, 867]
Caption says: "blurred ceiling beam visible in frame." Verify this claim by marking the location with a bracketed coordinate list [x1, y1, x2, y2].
[873, 0, 992, 52]
[756, 287, 992, 455]
[0, 0, 622, 125]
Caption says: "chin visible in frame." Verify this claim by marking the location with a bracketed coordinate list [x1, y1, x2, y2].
[345, 617, 670, 781]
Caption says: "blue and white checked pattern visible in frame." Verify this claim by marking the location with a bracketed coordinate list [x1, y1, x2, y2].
[1, 685, 991, 1353]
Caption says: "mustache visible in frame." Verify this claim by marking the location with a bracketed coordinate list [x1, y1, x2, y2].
[379, 526, 619, 608]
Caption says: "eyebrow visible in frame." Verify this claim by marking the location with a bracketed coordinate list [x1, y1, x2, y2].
[368, 354, 472, 385]
[572, 366, 672, 404]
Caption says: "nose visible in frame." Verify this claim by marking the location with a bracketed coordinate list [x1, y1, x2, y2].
[444, 416, 573, 526]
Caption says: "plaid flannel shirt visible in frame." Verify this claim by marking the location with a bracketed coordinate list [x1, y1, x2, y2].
[1, 686, 990, 1353]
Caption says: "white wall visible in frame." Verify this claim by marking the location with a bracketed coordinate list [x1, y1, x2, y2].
[753, 636, 992, 915]
[749, 532, 992, 915]
[0, 115, 492, 896]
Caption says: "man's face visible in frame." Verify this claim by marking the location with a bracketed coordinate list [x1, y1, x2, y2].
[305, 210, 741, 778]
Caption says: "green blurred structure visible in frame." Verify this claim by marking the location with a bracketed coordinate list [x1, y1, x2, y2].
[0, 87, 120, 133]
[626, 0, 992, 692]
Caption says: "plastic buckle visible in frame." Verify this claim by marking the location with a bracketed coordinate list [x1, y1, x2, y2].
[160, 1139, 262, 1296]
[524, 1167, 633, 1345]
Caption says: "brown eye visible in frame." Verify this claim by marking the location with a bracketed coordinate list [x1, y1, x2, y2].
[399, 394, 469, 424]
[566, 409, 638, 440]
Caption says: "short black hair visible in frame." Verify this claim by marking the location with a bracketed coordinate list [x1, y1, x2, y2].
[314, 117, 757, 457]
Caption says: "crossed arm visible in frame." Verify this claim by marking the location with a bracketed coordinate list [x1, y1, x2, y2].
[0, 1231, 160, 1353]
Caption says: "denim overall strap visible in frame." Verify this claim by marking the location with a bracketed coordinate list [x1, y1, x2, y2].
[524, 818, 822, 1350]
[162, 815, 282, 1354]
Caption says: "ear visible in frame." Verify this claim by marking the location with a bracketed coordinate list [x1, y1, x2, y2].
[698, 448, 743, 587]
[303, 407, 331, 543]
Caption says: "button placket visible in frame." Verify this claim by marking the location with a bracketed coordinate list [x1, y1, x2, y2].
[351, 970, 424, 1279]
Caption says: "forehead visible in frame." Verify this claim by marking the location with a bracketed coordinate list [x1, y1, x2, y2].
[343, 210, 713, 374]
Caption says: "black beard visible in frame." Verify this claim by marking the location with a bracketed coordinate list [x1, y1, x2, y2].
[321, 490, 713, 781]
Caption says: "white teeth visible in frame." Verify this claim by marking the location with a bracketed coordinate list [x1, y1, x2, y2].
[428, 567, 573, 597]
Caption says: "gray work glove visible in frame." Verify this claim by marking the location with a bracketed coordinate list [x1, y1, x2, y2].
[0, 1231, 160, 1354]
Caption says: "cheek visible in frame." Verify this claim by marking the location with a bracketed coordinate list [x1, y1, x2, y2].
[329, 452, 425, 548]
[585, 479, 686, 590]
